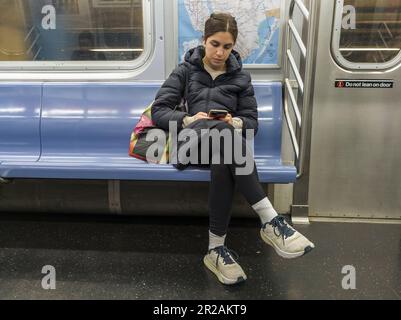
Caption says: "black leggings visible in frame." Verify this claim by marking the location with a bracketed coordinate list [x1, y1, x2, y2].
[187, 122, 267, 236]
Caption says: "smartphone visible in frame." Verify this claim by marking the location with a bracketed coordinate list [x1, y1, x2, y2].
[208, 109, 228, 118]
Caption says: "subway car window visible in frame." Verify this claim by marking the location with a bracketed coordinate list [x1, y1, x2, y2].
[0, 0, 144, 62]
[337, 0, 401, 64]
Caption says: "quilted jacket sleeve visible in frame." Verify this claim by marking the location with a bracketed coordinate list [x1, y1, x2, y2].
[236, 72, 259, 136]
[151, 64, 189, 131]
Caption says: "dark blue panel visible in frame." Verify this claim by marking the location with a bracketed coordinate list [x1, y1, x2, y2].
[0, 84, 42, 162]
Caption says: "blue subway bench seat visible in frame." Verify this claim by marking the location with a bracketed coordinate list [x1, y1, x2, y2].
[0, 82, 296, 183]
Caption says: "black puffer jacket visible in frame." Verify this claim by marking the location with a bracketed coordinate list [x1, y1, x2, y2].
[151, 45, 258, 135]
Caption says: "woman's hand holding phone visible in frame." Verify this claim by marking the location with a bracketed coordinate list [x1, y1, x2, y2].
[192, 112, 210, 120]
[188, 111, 233, 125]
[207, 109, 233, 125]
[208, 109, 228, 119]
[221, 113, 233, 125]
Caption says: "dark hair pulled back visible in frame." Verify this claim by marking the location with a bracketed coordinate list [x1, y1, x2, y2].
[204, 12, 238, 43]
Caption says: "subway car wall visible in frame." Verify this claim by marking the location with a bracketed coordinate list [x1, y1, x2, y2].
[0, 0, 401, 221]
[0, 0, 285, 216]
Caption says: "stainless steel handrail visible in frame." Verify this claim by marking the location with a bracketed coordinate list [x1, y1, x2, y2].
[285, 78, 302, 127]
[288, 19, 307, 57]
[33, 47, 42, 61]
[24, 26, 35, 42]
[27, 34, 40, 55]
[286, 49, 304, 94]
[24, 26, 42, 60]
[284, 0, 313, 179]
[293, 0, 310, 21]
[283, 97, 300, 159]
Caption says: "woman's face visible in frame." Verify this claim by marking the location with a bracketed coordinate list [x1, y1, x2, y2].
[203, 31, 235, 71]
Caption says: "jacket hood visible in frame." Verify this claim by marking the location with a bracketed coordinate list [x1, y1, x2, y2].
[184, 45, 243, 73]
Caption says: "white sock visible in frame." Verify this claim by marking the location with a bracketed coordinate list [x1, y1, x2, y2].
[251, 197, 278, 225]
[208, 231, 226, 251]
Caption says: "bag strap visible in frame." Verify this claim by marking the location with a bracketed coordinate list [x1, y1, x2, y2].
[173, 64, 190, 112]
[183, 63, 190, 100]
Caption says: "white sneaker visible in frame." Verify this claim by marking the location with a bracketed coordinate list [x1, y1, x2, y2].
[203, 246, 247, 285]
[260, 216, 315, 259]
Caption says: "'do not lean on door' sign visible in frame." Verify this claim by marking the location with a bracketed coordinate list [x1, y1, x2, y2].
[335, 80, 394, 89]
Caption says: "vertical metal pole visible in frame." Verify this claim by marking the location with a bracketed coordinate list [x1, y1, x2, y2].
[291, 0, 320, 224]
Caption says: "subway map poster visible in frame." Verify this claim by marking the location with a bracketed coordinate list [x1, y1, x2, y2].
[178, 0, 281, 66]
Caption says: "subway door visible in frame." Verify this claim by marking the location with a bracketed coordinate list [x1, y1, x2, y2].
[308, 0, 401, 220]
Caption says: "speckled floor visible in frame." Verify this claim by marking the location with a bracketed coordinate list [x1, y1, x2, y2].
[0, 213, 400, 300]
